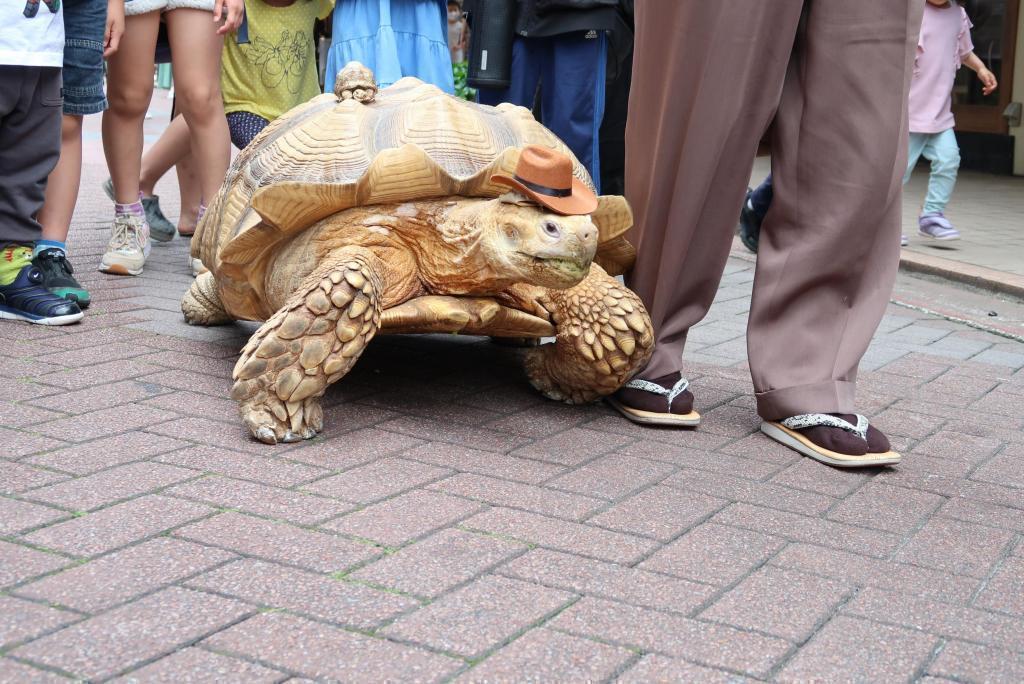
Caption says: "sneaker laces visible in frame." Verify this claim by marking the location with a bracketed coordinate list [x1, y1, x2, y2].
[36, 248, 73, 277]
[110, 215, 147, 253]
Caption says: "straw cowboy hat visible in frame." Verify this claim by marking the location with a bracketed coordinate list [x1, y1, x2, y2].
[492, 145, 599, 216]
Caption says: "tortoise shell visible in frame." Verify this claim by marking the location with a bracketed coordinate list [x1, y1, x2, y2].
[193, 65, 635, 319]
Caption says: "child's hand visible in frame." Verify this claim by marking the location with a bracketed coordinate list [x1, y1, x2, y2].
[978, 67, 998, 96]
[214, 0, 245, 35]
[103, 0, 125, 57]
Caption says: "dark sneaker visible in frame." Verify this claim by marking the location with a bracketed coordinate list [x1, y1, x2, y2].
[737, 189, 762, 254]
[32, 248, 91, 308]
[0, 262, 83, 325]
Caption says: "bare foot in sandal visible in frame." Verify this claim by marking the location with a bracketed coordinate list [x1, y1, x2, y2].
[762, 413, 899, 468]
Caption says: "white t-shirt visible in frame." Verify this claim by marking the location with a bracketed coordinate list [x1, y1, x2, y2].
[0, 1, 64, 67]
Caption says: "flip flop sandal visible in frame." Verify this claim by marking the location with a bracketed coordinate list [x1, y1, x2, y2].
[606, 377, 701, 427]
[761, 413, 900, 468]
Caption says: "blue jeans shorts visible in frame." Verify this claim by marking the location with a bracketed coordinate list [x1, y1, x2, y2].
[62, 0, 108, 116]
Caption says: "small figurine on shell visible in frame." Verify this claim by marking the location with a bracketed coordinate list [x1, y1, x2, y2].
[183, 63, 655, 444]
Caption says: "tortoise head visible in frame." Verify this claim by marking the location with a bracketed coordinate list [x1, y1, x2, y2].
[479, 194, 599, 289]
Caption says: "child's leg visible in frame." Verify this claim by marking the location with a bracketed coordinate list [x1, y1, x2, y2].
[139, 112, 191, 198]
[0, 66, 83, 325]
[176, 151, 203, 236]
[165, 8, 231, 207]
[921, 128, 960, 215]
[38, 114, 84, 244]
[902, 133, 928, 185]
[102, 11, 161, 205]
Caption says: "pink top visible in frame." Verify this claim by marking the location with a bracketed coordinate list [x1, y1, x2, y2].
[909, 2, 974, 134]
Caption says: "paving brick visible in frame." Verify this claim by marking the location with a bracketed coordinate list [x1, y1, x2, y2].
[187, 558, 418, 629]
[0, 595, 78, 649]
[350, 528, 525, 597]
[140, 349, 235, 378]
[174, 512, 378, 573]
[429, 473, 603, 521]
[546, 454, 676, 500]
[0, 401, 64, 430]
[33, 341, 156, 369]
[34, 359, 159, 391]
[463, 507, 657, 565]
[458, 628, 632, 683]
[140, 390, 241, 425]
[974, 556, 1024, 618]
[24, 495, 213, 557]
[700, 566, 852, 642]
[403, 442, 565, 484]
[587, 485, 726, 542]
[912, 429, 1004, 461]
[24, 433, 189, 475]
[510, 427, 634, 466]
[927, 641, 1024, 682]
[871, 407, 947, 440]
[303, 458, 452, 504]
[937, 496, 1024, 532]
[11, 587, 253, 681]
[893, 517, 1014, 578]
[711, 503, 902, 558]
[112, 648, 284, 683]
[157, 445, 327, 487]
[769, 542, 979, 604]
[0, 496, 68, 535]
[16, 537, 234, 612]
[139, 368, 235, 398]
[845, 588, 1024, 652]
[618, 655, 753, 683]
[826, 482, 943, 534]
[585, 416, 733, 452]
[0, 659, 68, 683]
[551, 597, 789, 677]
[0, 426, 67, 459]
[378, 415, 531, 453]
[484, 403, 597, 437]
[24, 462, 196, 511]
[0, 540, 70, 588]
[639, 522, 785, 586]
[205, 612, 460, 681]
[971, 448, 1024, 489]
[768, 458, 869, 498]
[499, 548, 714, 614]
[166, 476, 352, 525]
[27, 379, 171, 416]
[324, 489, 483, 547]
[624, 439, 787, 480]
[0, 462, 67, 494]
[663, 470, 833, 517]
[282, 428, 422, 469]
[34, 404, 179, 443]
[148, 416, 294, 453]
[384, 574, 574, 658]
[776, 615, 937, 682]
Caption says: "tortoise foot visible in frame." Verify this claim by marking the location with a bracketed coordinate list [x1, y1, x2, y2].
[525, 264, 654, 403]
[182, 271, 232, 326]
[230, 248, 381, 444]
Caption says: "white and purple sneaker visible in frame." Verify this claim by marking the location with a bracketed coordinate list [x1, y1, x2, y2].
[918, 212, 960, 241]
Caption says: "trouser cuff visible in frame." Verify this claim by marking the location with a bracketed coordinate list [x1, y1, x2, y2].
[754, 380, 856, 421]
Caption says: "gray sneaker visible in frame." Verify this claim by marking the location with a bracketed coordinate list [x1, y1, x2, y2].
[102, 178, 176, 242]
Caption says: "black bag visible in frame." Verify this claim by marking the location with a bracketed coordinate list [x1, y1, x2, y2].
[467, 0, 518, 89]
[534, 0, 618, 13]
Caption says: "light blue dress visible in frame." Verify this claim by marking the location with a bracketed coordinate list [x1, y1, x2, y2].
[325, 0, 454, 94]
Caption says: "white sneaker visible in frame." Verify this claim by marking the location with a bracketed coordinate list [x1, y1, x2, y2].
[99, 214, 151, 276]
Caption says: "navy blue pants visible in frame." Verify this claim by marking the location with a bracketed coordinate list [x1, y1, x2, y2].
[478, 31, 607, 193]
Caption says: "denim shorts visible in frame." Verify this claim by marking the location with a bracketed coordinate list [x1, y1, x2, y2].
[125, 0, 216, 16]
[62, 0, 108, 116]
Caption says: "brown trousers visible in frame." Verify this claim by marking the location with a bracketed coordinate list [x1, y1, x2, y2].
[625, 0, 924, 420]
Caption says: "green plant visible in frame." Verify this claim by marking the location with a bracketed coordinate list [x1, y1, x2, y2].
[453, 61, 476, 101]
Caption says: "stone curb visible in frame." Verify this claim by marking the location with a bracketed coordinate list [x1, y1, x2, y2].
[898, 251, 1024, 300]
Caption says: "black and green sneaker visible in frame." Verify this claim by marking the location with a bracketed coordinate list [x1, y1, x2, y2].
[32, 248, 91, 309]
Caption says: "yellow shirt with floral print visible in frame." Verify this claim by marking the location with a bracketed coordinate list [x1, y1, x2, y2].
[222, 0, 334, 123]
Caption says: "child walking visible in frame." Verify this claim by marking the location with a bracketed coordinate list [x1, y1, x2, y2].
[0, 0, 84, 325]
[34, 0, 125, 310]
[905, 0, 997, 242]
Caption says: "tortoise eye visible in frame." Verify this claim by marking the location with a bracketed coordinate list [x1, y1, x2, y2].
[542, 221, 561, 238]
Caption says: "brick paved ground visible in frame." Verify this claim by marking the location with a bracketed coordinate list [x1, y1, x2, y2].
[3, 109, 1024, 681]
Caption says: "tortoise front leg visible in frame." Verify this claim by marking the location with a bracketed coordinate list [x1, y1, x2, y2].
[230, 248, 382, 444]
[523, 264, 654, 404]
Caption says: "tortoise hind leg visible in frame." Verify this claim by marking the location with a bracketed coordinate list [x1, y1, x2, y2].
[182, 271, 233, 326]
[524, 264, 654, 404]
[230, 249, 382, 444]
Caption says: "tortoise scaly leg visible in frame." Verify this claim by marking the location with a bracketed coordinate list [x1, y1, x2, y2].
[524, 264, 654, 404]
[181, 271, 233, 326]
[230, 249, 382, 444]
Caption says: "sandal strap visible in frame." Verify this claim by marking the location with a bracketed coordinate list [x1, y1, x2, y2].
[781, 413, 870, 441]
[622, 376, 690, 411]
